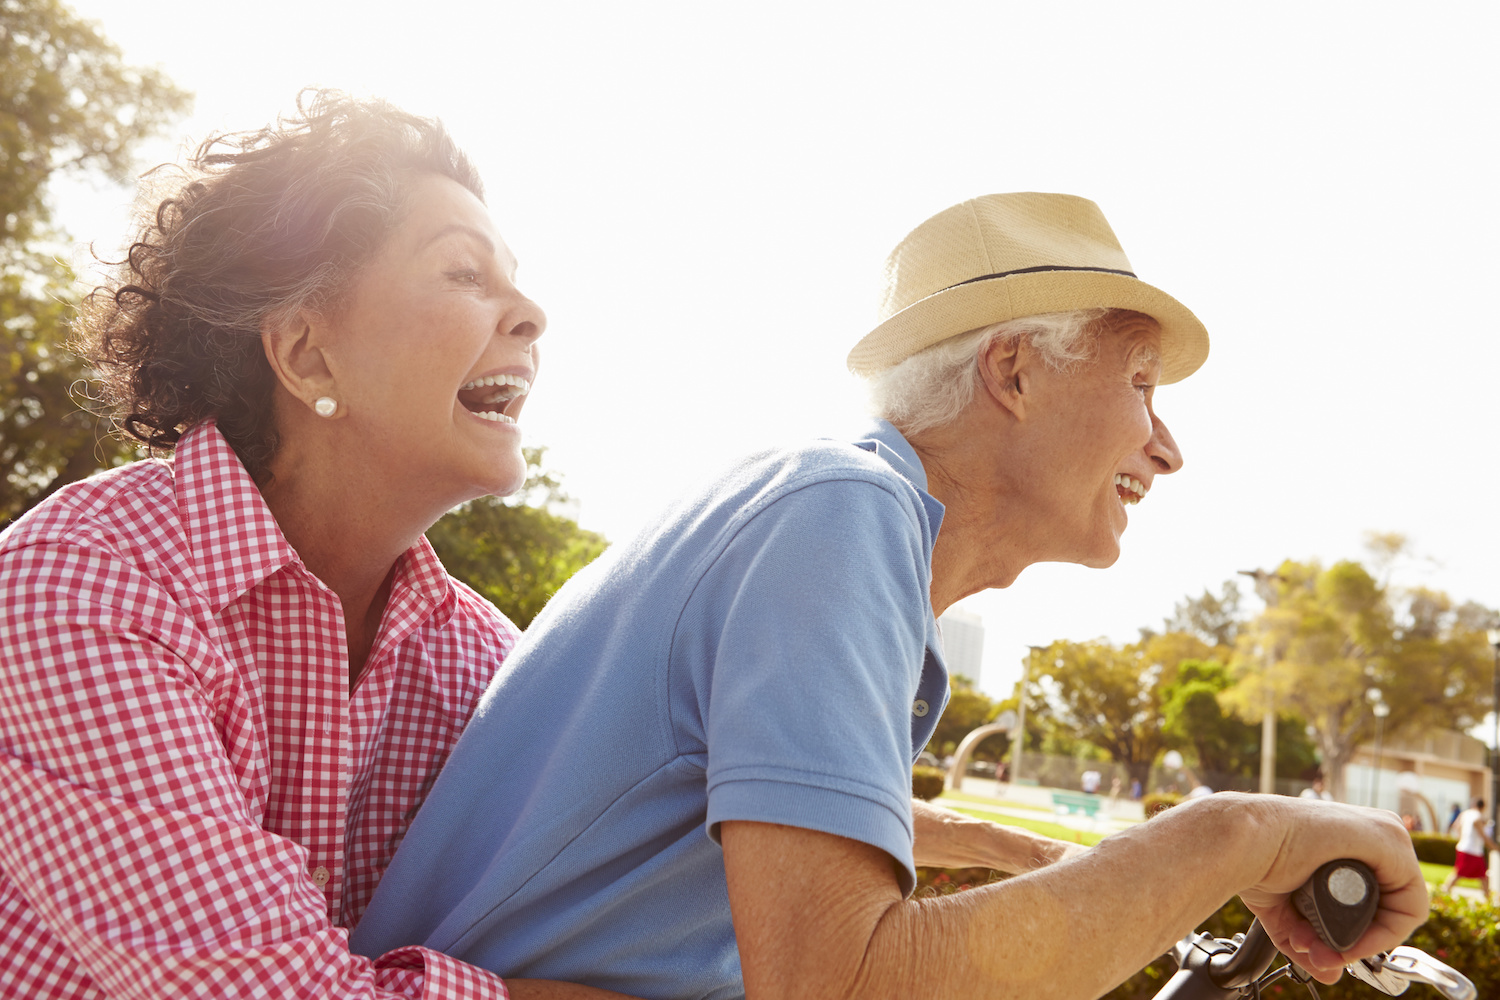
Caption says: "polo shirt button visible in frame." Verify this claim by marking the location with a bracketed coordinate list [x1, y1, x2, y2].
[912, 699, 929, 718]
[311, 866, 330, 886]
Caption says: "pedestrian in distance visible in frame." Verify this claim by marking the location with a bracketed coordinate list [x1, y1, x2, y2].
[1441, 797, 1498, 905]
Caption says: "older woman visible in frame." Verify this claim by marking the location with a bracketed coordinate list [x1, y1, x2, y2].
[353, 193, 1427, 999]
[0, 92, 631, 1000]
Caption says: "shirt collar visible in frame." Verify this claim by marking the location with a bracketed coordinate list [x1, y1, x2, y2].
[174, 421, 456, 623]
[175, 421, 299, 614]
[851, 419, 945, 533]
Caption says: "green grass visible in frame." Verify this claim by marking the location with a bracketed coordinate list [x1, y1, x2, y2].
[939, 794, 1475, 878]
[940, 789, 1072, 813]
[940, 800, 1110, 846]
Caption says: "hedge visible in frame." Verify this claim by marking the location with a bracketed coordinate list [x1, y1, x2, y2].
[1410, 832, 1458, 866]
[1141, 792, 1182, 818]
[912, 766, 946, 801]
[913, 869, 1498, 999]
[1103, 892, 1498, 999]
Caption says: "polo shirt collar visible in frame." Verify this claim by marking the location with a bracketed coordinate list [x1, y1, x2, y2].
[852, 420, 945, 533]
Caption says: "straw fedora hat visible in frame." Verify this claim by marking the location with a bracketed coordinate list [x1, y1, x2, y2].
[847, 193, 1208, 383]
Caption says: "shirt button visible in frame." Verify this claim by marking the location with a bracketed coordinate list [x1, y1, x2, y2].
[311, 866, 330, 886]
[912, 699, 930, 718]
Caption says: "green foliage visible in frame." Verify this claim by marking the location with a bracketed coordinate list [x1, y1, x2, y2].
[913, 866, 1008, 897]
[1225, 557, 1493, 803]
[1410, 833, 1458, 866]
[926, 673, 1003, 761]
[1162, 579, 1243, 648]
[0, 256, 138, 525]
[1102, 893, 1499, 999]
[1160, 658, 1317, 781]
[0, 0, 191, 252]
[0, 0, 190, 527]
[1028, 631, 1213, 785]
[1141, 792, 1181, 818]
[426, 448, 608, 628]
[911, 766, 945, 802]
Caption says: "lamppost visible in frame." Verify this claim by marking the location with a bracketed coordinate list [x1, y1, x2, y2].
[1367, 689, 1389, 810]
[1238, 568, 1285, 794]
[1487, 627, 1500, 836]
[1012, 645, 1044, 787]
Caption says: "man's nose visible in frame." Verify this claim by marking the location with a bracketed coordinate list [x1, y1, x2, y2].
[1148, 412, 1183, 474]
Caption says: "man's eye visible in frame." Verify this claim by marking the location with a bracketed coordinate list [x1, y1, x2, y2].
[449, 270, 480, 284]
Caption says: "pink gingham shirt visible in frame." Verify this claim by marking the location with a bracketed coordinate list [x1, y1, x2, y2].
[0, 422, 517, 998]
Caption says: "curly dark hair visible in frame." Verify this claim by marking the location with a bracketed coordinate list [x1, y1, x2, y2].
[78, 89, 484, 482]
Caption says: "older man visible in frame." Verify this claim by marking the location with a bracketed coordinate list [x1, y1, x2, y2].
[353, 194, 1425, 999]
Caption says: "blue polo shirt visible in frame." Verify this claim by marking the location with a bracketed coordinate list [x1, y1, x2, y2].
[352, 421, 949, 1000]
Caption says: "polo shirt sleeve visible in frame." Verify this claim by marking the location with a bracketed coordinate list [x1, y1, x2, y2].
[694, 474, 931, 894]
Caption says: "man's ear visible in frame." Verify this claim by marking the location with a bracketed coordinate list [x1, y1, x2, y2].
[976, 335, 1029, 420]
[261, 309, 337, 412]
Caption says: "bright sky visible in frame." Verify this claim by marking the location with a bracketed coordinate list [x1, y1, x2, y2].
[53, 1, 1500, 728]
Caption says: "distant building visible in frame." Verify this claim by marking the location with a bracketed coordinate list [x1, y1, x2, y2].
[1343, 728, 1492, 832]
[938, 607, 984, 682]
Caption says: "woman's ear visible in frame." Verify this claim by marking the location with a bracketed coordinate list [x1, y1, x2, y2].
[262, 309, 337, 413]
[977, 335, 1030, 421]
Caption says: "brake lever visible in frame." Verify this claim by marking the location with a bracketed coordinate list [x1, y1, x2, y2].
[1362, 946, 1477, 1000]
[1346, 953, 1411, 995]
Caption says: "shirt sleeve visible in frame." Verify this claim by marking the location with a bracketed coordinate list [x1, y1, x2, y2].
[0, 540, 509, 1000]
[695, 476, 933, 894]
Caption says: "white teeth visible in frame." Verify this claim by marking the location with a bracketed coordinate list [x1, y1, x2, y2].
[471, 410, 516, 424]
[460, 373, 531, 394]
[1114, 474, 1146, 505]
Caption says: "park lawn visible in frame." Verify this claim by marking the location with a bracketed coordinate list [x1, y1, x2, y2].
[940, 800, 1110, 847]
[941, 795, 1469, 882]
[940, 789, 1074, 814]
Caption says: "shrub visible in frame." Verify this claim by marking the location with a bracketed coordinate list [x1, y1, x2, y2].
[917, 860, 1499, 999]
[912, 766, 946, 801]
[914, 866, 1007, 897]
[1142, 792, 1182, 818]
[1410, 832, 1458, 866]
[1100, 889, 1497, 999]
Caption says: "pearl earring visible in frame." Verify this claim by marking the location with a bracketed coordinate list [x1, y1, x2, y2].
[314, 396, 338, 418]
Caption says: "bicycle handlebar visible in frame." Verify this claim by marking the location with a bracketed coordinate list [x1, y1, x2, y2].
[1153, 859, 1378, 1000]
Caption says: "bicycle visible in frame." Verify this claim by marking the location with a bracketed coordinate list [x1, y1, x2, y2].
[1155, 859, 1475, 999]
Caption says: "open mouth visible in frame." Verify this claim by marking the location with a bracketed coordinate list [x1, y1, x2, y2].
[458, 373, 530, 424]
[1115, 473, 1146, 505]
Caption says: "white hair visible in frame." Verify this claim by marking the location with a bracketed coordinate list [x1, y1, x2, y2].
[867, 309, 1109, 435]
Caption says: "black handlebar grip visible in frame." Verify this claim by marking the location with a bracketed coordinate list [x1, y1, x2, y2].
[1291, 859, 1379, 953]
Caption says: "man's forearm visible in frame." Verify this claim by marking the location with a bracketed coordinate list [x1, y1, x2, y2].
[910, 798, 1085, 872]
[726, 795, 1427, 1000]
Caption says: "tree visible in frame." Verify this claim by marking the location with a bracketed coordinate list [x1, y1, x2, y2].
[924, 674, 1002, 761]
[1162, 579, 1243, 649]
[1224, 558, 1492, 802]
[426, 448, 609, 629]
[1159, 658, 1317, 785]
[1, 1, 189, 253]
[1027, 631, 1214, 786]
[0, 1, 190, 527]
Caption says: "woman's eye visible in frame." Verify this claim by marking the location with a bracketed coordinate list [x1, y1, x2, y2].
[448, 270, 481, 284]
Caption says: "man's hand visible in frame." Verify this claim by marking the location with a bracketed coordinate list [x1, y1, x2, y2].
[1234, 797, 1429, 984]
[911, 798, 1086, 872]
